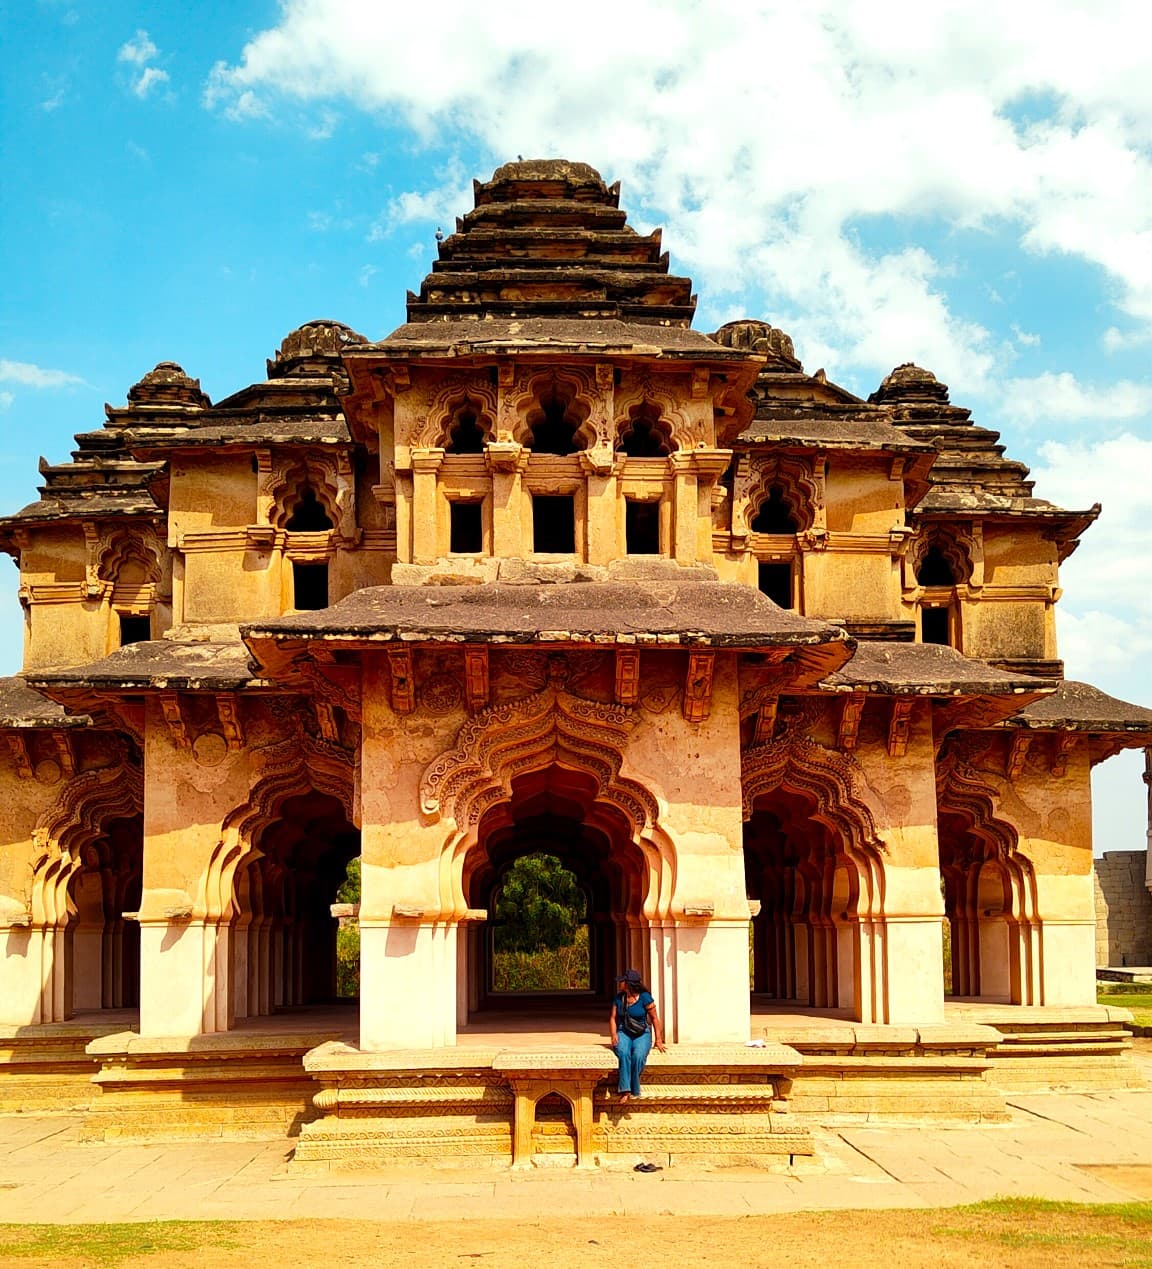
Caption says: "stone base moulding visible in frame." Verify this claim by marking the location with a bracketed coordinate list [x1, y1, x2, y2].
[79, 1023, 353, 1142]
[293, 1041, 812, 1171]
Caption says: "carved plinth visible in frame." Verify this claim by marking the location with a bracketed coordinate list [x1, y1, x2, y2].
[294, 1040, 812, 1171]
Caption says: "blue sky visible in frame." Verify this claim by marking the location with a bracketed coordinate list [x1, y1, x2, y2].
[2, 0, 1150, 850]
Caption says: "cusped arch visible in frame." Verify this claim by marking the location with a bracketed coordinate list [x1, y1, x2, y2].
[742, 457, 818, 536]
[612, 377, 697, 452]
[202, 737, 355, 922]
[742, 735, 884, 865]
[910, 529, 973, 587]
[268, 459, 341, 531]
[419, 378, 498, 449]
[30, 764, 143, 927]
[98, 529, 163, 586]
[418, 685, 675, 920]
[507, 369, 598, 453]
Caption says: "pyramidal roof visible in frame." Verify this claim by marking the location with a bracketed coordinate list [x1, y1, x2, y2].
[870, 363, 1099, 550]
[405, 159, 696, 326]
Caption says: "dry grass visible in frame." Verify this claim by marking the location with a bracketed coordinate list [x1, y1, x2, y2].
[3, 1201, 1152, 1268]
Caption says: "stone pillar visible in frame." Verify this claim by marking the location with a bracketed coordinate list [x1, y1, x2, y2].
[410, 449, 444, 564]
[358, 653, 462, 1051]
[1033, 871, 1097, 1005]
[669, 454, 698, 564]
[486, 444, 528, 560]
[579, 452, 617, 566]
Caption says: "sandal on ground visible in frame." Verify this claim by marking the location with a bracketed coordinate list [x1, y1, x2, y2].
[634, 1162, 663, 1173]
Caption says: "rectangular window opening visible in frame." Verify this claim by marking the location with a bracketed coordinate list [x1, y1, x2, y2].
[757, 562, 793, 609]
[449, 501, 483, 554]
[921, 605, 951, 646]
[625, 499, 661, 555]
[532, 495, 576, 554]
[293, 561, 329, 611]
[118, 614, 151, 645]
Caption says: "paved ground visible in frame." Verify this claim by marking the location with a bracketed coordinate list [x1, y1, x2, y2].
[2, 1042, 1150, 1225]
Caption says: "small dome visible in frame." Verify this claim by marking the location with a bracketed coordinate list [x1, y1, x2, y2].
[127, 362, 210, 408]
[870, 363, 950, 406]
[488, 158, 605, 186]
[712, 320, 801, 371]
[267, 319, 368, 378]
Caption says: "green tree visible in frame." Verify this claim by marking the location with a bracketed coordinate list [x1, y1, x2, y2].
[336, 856, 360, 904]
[494, 853, 584, 953]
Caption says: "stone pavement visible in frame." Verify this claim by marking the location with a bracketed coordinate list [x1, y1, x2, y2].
[2, 1043, 1150, 1225]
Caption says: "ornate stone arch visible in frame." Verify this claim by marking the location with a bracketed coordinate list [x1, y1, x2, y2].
[612, 376, 696, 452]
[741, 734, 884, 866]
[97, 527, 163, 586]
[416, 376, 498, 449]
[418, 681, 676, 920]
[739, 456, 819, 536]
[505, 368, 599, 453]
[202, 735, 355, 922]
[909, 527, 974, 588]
[259, 448, 356, 541]
[614, 400, 677, 457]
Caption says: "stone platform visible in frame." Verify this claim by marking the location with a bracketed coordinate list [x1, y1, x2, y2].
[1, 1000, 1145, 1164]
[294, 1040, 811, 1171]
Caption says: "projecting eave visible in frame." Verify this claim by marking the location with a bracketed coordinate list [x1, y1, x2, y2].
[820, 641, 1055, 731]
[242, 579, 853, 684]
[26, 639, 267, 698]
[0, 676, 90, 730]
[1001, 680, 1152, 740]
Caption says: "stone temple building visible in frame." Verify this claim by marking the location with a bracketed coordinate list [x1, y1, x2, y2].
[1, 159, 1150, 1166]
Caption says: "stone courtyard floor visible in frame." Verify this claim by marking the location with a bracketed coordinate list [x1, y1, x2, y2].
[1, 1040, 1150, 1226]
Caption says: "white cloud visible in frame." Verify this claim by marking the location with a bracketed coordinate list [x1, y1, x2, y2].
[0, 391, 13, 411]
[117, 29, 169, 98]
[132, 66, 169, 99]
[118, 30, 158, 67]
[999, 373, 1152, 427]
[1034, 436, 1152, 699]
[0, 359, 83, 388]
[202, 0, 1152, 393]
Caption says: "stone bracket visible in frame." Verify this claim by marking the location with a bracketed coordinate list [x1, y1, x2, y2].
[1007, 732, 1032, 779]
[838, 692, 866, 750]
[315, 700, 340, 743]
[683, 651, 715, 723]
[464, 646, 490, 712]
[216, 696, 244, 752]
[614, 648, 640, 707]
[753, 696, 779, 745]
[888, 699, 914, 758]
[158, 693, 190, 750]
[4, 732, 33, 780]
[387, 648, 416, 715]
[1051, 732, 1076, 778]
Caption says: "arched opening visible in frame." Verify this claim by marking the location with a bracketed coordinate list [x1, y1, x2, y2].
[916, 545, 957, 587]
[937, 809, 1037, 1005]
[491, 853, 590, 993]
[461, 766, 648, 1025]
[67, 813, 143, 1017]
[751, 485, 800, 534]
[744, 790, 874, 1020]
[285, 486, 334, 532]
[527, 389, 585, 455]
[616, 406, 674, 458]
[445, 407, 487, 455]
[228, 790, 360, 1022]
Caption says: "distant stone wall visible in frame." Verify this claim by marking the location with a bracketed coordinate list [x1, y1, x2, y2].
[1094, 851, 1152, 967]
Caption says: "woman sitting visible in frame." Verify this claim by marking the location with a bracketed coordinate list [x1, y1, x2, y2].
[609, 968, 667, 1103]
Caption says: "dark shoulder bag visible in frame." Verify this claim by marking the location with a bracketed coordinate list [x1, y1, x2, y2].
[619, 998, 648, 1039]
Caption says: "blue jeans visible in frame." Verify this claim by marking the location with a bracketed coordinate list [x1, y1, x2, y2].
[615, 1027, 653, 1095]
